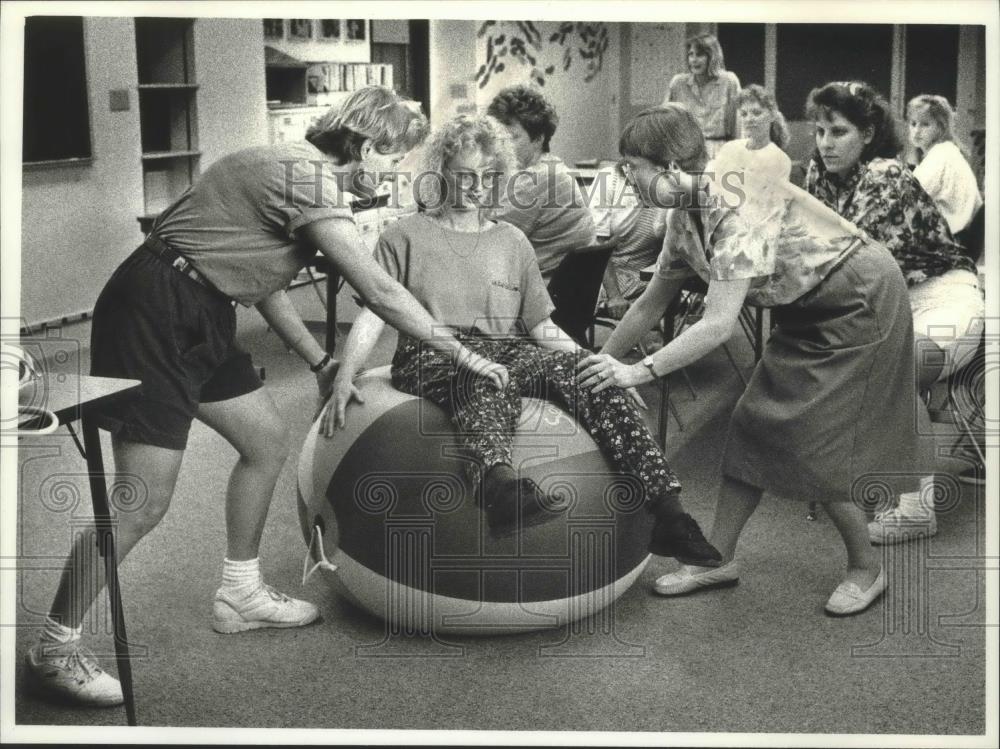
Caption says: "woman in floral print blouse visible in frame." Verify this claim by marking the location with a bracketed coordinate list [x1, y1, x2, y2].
[804, 80, 985, 546]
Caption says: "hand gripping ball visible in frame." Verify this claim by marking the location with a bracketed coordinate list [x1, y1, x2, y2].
[298, 366, 653, 635]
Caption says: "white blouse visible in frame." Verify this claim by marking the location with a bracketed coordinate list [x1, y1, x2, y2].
[709, 139, 792, 226]
[913, 141, 983, 235]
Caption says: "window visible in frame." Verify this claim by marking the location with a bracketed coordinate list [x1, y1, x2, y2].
[717, 23, 766, 88]
[775, 24, 893, 119]
[904, 25, 959, 104]
[23, 16, 92, 164]
[320, 20, 341, 40]
[263, 19, 284, 40]
[289, 19, 313, 40]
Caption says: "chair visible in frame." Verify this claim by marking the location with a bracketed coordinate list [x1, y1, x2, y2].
[655, 275, 767, 443]
[546, 245, 614, 349]
[955, 204, 984, 265]
[926, 331, 987, 476]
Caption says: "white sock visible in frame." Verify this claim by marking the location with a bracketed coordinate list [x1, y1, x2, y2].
[221, 557, 262, 593]
[899, 479, 935, 516]
[39, 615, 81, 645]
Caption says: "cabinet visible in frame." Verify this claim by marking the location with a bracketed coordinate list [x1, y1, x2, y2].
[266, 105, 334, 144]
[135, 18, 199, 231]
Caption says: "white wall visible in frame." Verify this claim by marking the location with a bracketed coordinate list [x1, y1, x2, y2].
[428, 20, 479, 126]
[473, 21, 623, 165]
[371, 19, 409, 45]
[194, 19, 268, 169]
[428, 20, 625, 165]
[21, 17, 144, 327]
[20, 17, 269, 328]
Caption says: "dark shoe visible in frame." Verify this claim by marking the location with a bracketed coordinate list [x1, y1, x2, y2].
[483, 469, 565, 538]
[647, 513, 722, 566]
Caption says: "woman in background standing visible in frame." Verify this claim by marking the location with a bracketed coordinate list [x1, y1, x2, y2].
[665, 33, 741, 159]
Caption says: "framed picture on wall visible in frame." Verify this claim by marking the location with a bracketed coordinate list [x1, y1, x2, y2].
[346, 19, 366, 41]
[320, 20, 340, 40]
[263, 19, 283, 40]
[289, 19, 313, 40]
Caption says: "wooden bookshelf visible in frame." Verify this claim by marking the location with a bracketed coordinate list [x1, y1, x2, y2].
[135, 18, 200, 226]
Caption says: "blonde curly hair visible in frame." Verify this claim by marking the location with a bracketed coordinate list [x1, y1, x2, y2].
[414, 115, 518, 214]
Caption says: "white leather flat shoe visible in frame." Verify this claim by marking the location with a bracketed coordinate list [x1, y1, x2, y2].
[824, 567, 886, 616]
[653, 561, 740, 596]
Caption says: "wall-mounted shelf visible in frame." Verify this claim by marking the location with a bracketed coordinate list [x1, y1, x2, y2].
[141, 150, 202, 161]
[135, 17, 199, 226]
[137, 83, 199, 91]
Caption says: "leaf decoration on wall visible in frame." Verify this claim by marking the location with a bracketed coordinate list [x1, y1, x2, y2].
[476, 21, 610, 88]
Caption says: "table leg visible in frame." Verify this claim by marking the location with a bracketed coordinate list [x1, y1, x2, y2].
[81, 417, 137, 726]
[753, 307, 764, 362]
[325, 271, 340, 354]
[657, 303, 679, 450]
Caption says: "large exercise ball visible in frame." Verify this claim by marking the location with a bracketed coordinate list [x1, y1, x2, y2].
[298, 365, 653, 635]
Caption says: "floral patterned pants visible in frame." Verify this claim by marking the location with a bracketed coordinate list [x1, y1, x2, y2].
[390, 333, 681, 500]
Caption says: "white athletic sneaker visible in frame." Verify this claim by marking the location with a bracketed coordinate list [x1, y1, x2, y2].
[24, 640, 124, 707]
[868, 498, 938, 545]
[212, 583, 319, 634]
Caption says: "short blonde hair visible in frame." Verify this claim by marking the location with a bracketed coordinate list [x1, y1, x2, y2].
[306, 85, 429, 162]
[414, 115, 517, 214]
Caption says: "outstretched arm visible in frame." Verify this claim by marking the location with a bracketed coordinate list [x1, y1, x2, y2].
[256, 289, 338, 397]
[580, 277, 750, 391]
[601, 273, 685, 359]
[318, 306, 385, 434]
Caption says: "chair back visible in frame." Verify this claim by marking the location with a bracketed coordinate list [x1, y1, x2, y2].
[955, 204, 984, 264]
[546, 246, 614, 348]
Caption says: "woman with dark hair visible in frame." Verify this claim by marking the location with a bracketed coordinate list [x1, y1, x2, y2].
[578, 104, 919, 616]
[804, 81, 984, 544]
[324, 114, 717, 559]
[487, 85, 596, 280]
[23, 87, 509, 708]
[665, 33, 741, 158]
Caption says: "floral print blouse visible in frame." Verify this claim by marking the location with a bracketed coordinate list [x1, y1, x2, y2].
[654, 181, 870, 308]
[805, 157, 976, 285]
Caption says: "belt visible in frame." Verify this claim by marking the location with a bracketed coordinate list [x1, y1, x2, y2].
[141, 234, 224, 297]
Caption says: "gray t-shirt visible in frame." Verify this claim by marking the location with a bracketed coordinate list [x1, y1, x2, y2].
[373, 214, 554, 337]
[152, 141, 355, 305]
[491, 154, 597, 280]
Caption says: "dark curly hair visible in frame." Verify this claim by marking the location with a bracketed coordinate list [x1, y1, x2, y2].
[485, 84, 559, 152]
[805, 81, 903, 163]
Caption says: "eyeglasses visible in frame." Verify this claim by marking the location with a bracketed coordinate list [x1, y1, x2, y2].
[619, 159, 680, 178]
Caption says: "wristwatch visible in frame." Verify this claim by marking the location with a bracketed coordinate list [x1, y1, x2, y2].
[641, 355, 658, 380]
[310, 352, 332, 373]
